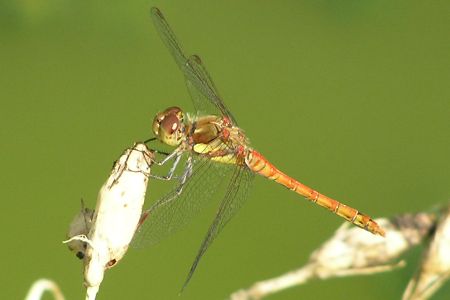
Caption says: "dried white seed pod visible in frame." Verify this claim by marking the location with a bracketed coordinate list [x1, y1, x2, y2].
[231, 213, 435, 300]
[311, 213, 435, 279]
[64, 143, 153, 300]
[403, 204, 450, 300]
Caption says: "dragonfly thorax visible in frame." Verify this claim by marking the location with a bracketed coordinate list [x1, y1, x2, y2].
[152, 106, 186, 146]
[186, 114, 224, 146]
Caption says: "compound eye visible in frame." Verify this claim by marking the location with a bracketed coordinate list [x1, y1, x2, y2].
[152, 107, 184, 136]
[152, 115, 162, 136]
[160, 114, 181, 135]
[164, 107, 184, 124]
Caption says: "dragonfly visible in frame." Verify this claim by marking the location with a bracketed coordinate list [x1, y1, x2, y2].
[137, 7, 385, 290]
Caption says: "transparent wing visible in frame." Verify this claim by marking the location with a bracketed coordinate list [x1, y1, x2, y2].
[133, 153, 235, 247]
[181, 164, 255, 290]
[150, 8, 187, 75]
[186, 55, 238, 124]
[150, 7, 237, 125]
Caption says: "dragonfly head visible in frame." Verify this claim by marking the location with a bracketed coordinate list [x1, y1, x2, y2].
[152, 106, 186, 146]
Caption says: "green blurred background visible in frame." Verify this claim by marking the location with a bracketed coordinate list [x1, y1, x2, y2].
[1, 1, 449, 299]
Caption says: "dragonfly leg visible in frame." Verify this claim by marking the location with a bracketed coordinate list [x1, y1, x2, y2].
[149, 147, 184, 180]
[169, 156, 193, 197]
[152, 147, 182, 165]
[149, 153, 182, 180]
[172, 156, 191, 195]
[151, 156, 193, 208]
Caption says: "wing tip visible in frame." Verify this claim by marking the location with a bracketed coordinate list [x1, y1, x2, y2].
[150, 6, 160, 15]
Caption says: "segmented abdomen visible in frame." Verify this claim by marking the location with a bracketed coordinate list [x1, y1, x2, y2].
[245, 149, 385, 236]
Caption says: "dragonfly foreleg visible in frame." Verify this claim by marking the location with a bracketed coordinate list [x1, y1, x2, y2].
[152, 146, 182, 165]
[168, 156, 193, 197]
[151, 156, 193, 209]
[170, 156, 192, 197]
[149, 147, 183, 181]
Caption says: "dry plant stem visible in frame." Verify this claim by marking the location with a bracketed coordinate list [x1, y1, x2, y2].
[403, 204, 450, 300]
[86, 286, 99, 300]
[231, 213, 435, 300]
[328, 260, 406, 277]
[230, 265, 315, 300]
[24, 278, 65, 300]
[73, 143, 153, 300]
[231, 261, 407, 300]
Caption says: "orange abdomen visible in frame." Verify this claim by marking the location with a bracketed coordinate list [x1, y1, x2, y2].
[245, 149, 385, 236]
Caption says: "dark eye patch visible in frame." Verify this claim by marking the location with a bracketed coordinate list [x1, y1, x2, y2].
[161, 114, 180, 134]
[76, 251, 85, 259]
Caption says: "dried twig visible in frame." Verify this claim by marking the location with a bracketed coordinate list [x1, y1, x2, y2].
[231, 212, 435, 300]
[24, 278, 65, 300]
[403, 205, 450, 300]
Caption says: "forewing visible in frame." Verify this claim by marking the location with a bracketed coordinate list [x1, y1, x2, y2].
[150, 7, 188, 72]
[150, 8, 237, 124]
[181, 164, 255, 290]
[185, 55, 238, 124]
